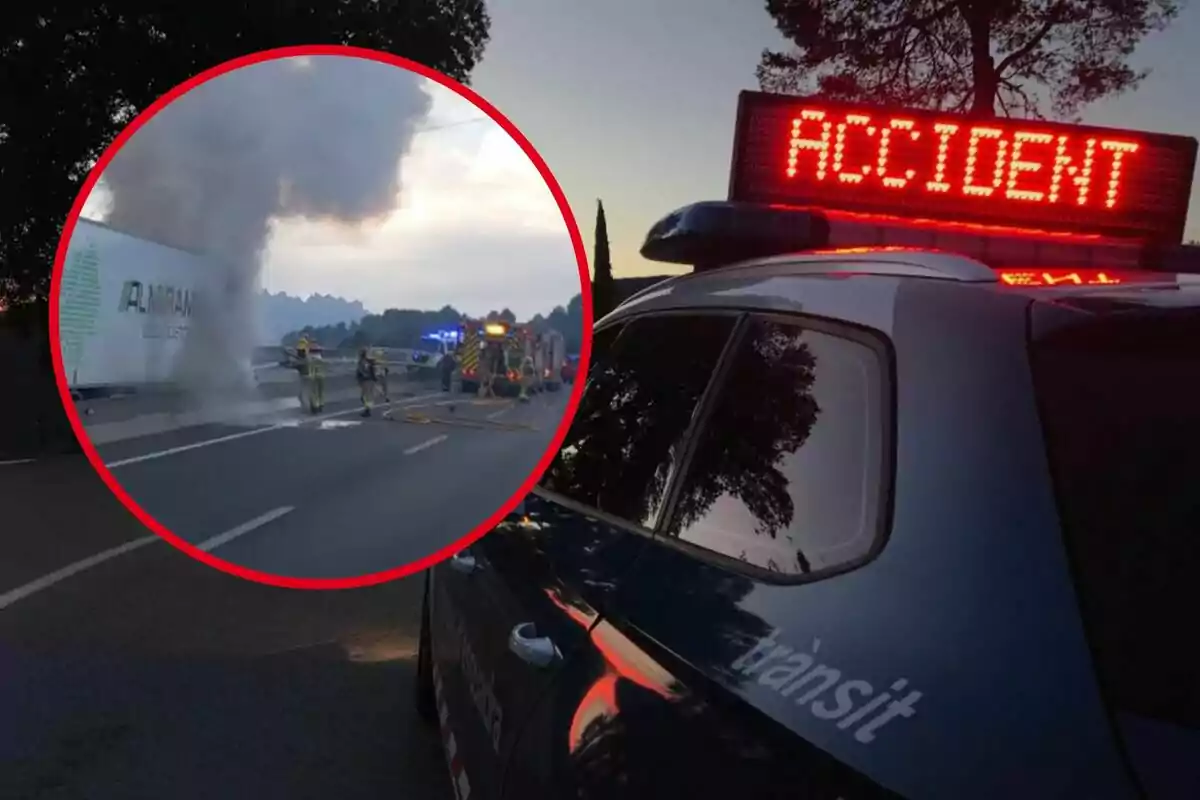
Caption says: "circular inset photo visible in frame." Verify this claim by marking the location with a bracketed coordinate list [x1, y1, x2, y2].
[51, 46, 591, 588]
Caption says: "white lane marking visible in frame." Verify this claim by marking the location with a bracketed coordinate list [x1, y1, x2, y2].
[485, 407, 509, 420]
[404, 434, 448, 455]
[83, 396, 305, 446]
[105, 392, 445, 469]
[0, 535, 160, 611]
[0, 458, 35, 466]
[317, 420, 362, 430]
[195, 506, 295, 553]
[0, 507, 296, 611]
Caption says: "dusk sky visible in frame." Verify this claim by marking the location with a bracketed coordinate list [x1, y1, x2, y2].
[471, 0, 1200, 279]
[257, 78, 582, 320]
[80, 1, 1200, 312]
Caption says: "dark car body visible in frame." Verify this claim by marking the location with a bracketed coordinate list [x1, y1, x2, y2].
[417, 250, 1200, 800]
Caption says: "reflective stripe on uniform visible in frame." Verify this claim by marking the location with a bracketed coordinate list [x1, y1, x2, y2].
[459, 331, 480, 374]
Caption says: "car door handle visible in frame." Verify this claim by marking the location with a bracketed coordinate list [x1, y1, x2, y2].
[508, 622, 561, 669]
[449, 552, 479, 574]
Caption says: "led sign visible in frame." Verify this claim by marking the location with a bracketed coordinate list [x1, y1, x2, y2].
[729, 92, 1197, 243]
[994, 268, 1172, 287]
[997, 269, 1124, 287]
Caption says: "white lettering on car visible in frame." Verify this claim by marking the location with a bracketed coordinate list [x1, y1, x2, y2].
[456, 614, 503, 753]
[440, 590, 504, 753]
[731, 632, 922, 744]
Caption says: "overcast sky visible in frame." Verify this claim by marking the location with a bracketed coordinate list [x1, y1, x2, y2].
[470, 0, 1200, 278]
[259, 80, 580, 319]
[82, 66, 582, 321]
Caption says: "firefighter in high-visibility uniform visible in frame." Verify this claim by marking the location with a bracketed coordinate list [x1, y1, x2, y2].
[356, 347, 377, 417]
[519, 354, 535, 403]
[373, 348, 390, 404]
[477, 342, 495, 398]
[439, 349, 457, 393]
[295, 336, 326, 413]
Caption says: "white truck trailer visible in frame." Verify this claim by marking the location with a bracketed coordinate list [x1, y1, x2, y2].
[56, 218, 254, 391]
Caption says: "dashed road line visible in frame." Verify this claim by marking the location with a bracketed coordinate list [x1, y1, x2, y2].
[0, 506, 298, 611]
[0, 535, 160, 611]
[404, 434, 449, 455]
[195, 506, 295, 552]
[105, 392, 446, 469]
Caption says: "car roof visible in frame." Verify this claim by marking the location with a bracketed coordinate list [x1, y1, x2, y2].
[608, 248, 1199, 328]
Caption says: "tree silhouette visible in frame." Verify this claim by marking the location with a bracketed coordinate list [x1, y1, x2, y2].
[288, 295, 586, 353]
[592, 199, 617, 319]
[545, 317, 824, 572]
[544, 317, 811, 531]
[1, 2, 491, 311]
[665, 322, 820, 544]
[757, 0, 1181, 118]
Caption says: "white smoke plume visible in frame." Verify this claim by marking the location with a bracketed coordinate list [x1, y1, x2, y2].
[101, 54, 433, 411]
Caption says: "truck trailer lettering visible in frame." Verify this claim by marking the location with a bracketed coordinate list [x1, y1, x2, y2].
[119, 280, 194, 318]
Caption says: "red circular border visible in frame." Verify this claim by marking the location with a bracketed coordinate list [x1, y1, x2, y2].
[49, 44, 594, 590]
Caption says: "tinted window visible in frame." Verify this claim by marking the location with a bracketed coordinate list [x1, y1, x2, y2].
[662, 318, 887, 577]
[540, 314, 737, 528]
[1031, 309, 1200, 728]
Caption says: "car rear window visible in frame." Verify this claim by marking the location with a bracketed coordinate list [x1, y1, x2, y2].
[1031, 308, 1200, 729]
[540, 314, 738, 529]
[660, 317, 888, 579]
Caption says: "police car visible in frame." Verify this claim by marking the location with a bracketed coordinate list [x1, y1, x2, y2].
[415, 91, 1200, 800]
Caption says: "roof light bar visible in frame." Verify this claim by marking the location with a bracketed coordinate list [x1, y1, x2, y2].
[640, 201, 830, 268]
[640, 201, 1154, 275]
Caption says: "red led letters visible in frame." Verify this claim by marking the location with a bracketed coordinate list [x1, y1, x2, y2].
[785, 109, 1141, 210]
[996, 269, 1125, 287]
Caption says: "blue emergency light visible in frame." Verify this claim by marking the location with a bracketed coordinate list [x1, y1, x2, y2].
[422, 329, 461, 344]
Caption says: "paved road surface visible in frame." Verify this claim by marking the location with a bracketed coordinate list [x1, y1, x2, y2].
[81, 382, 571, 579]
[1, 457, 453, 800]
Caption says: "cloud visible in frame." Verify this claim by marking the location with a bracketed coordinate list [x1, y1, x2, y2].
[78, 63, 581, 325]
[262, 80, 580, 317]
[265, 226, 579, 320]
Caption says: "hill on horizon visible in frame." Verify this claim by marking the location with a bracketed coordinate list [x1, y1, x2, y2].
[258, 290, 366, 345]
[286, 294, 586, 354]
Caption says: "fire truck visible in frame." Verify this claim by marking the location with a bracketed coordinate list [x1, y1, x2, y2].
[540, 329, 566, 392]
[520, 327, 567, 393]
[457, 318, 516, 395]
[501, 325, 568, 394]
[455, 319, 569, 396]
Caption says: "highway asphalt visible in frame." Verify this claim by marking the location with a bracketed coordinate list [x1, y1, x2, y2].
[84, 382, 572, 579]
[0, 375, 572, 798]
[1, 456, 453, 800]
